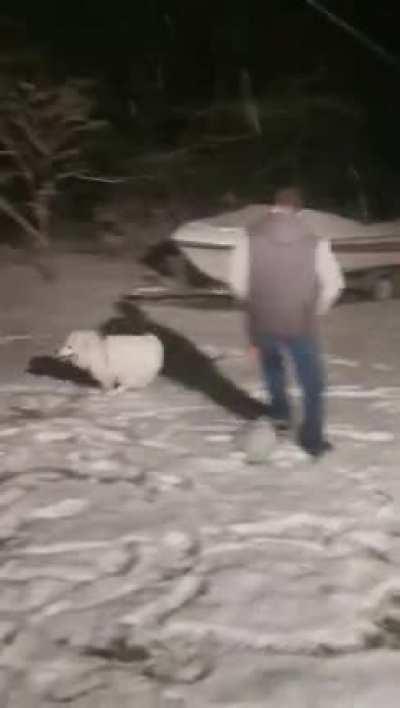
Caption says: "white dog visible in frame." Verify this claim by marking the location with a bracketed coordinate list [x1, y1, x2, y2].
[57, 330, 163, 391]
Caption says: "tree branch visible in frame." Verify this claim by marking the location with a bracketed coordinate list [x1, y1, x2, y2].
[52, 119, 107, 151]
[0, 196, 47, 247]
[56, 172, 128, 183]
[52, 147, 82, 163]
[0, 131, 35, 187]
[11, 115, 50, 156]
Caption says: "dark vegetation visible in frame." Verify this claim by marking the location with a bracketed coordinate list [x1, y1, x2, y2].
[1, 4, 400, 266]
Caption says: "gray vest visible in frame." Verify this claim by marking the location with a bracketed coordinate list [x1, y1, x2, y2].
[248, 211, 318, 339]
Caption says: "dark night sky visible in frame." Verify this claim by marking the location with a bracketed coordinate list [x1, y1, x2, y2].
[1, 2, 399, 162]
[2, 3, 399, 89]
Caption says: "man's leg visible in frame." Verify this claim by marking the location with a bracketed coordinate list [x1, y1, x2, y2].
[288, 335, 330, 455]
[258, 335, 291, 425]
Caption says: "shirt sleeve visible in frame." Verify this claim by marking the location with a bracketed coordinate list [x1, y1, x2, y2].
[229, 228, 250, 300]
[315, 238, 345, 315]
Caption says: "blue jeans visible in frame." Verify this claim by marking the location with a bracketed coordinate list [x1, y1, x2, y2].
[257, 333, 325, 448]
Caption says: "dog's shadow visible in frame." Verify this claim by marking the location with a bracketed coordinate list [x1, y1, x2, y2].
[28, 355, 100, 388]
[100, 298, 266, 420]
[28, 297, 266, 420]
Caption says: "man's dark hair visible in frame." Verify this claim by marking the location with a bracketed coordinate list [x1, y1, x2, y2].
[273, 186, 303, 210]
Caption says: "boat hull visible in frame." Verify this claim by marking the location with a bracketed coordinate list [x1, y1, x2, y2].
[171, 205, 400, 286]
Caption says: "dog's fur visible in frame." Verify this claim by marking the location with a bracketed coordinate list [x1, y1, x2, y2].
[57, 330, 163, 391]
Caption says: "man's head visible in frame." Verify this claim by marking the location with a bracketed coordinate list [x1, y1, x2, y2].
[273, 186, 303, 211]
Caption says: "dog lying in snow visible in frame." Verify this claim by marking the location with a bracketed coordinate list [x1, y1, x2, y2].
[57, 330, 163, 391]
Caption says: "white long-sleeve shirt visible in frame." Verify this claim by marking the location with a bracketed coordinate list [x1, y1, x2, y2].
[230, 224, 345, 315]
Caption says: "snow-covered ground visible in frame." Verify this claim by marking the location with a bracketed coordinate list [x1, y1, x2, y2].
[1, 254, 400, 706]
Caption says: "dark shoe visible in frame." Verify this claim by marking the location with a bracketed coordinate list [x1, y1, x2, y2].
[300, 439, 333, 459]
[272, 418, 291, 439]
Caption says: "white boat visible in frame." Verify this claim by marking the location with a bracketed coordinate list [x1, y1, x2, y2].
[171, 205, 400, 299]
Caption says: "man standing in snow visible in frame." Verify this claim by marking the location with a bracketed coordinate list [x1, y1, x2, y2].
[230, 186, 344, 458]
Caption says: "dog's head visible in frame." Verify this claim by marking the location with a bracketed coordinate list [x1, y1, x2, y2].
[57, 330, 102, 368]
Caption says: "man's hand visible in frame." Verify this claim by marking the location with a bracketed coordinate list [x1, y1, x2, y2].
[248, 345, 259, 362]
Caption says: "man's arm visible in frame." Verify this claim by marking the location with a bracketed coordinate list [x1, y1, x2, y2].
[315, 238, 345, 315]
[229, 228, 249, 300]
